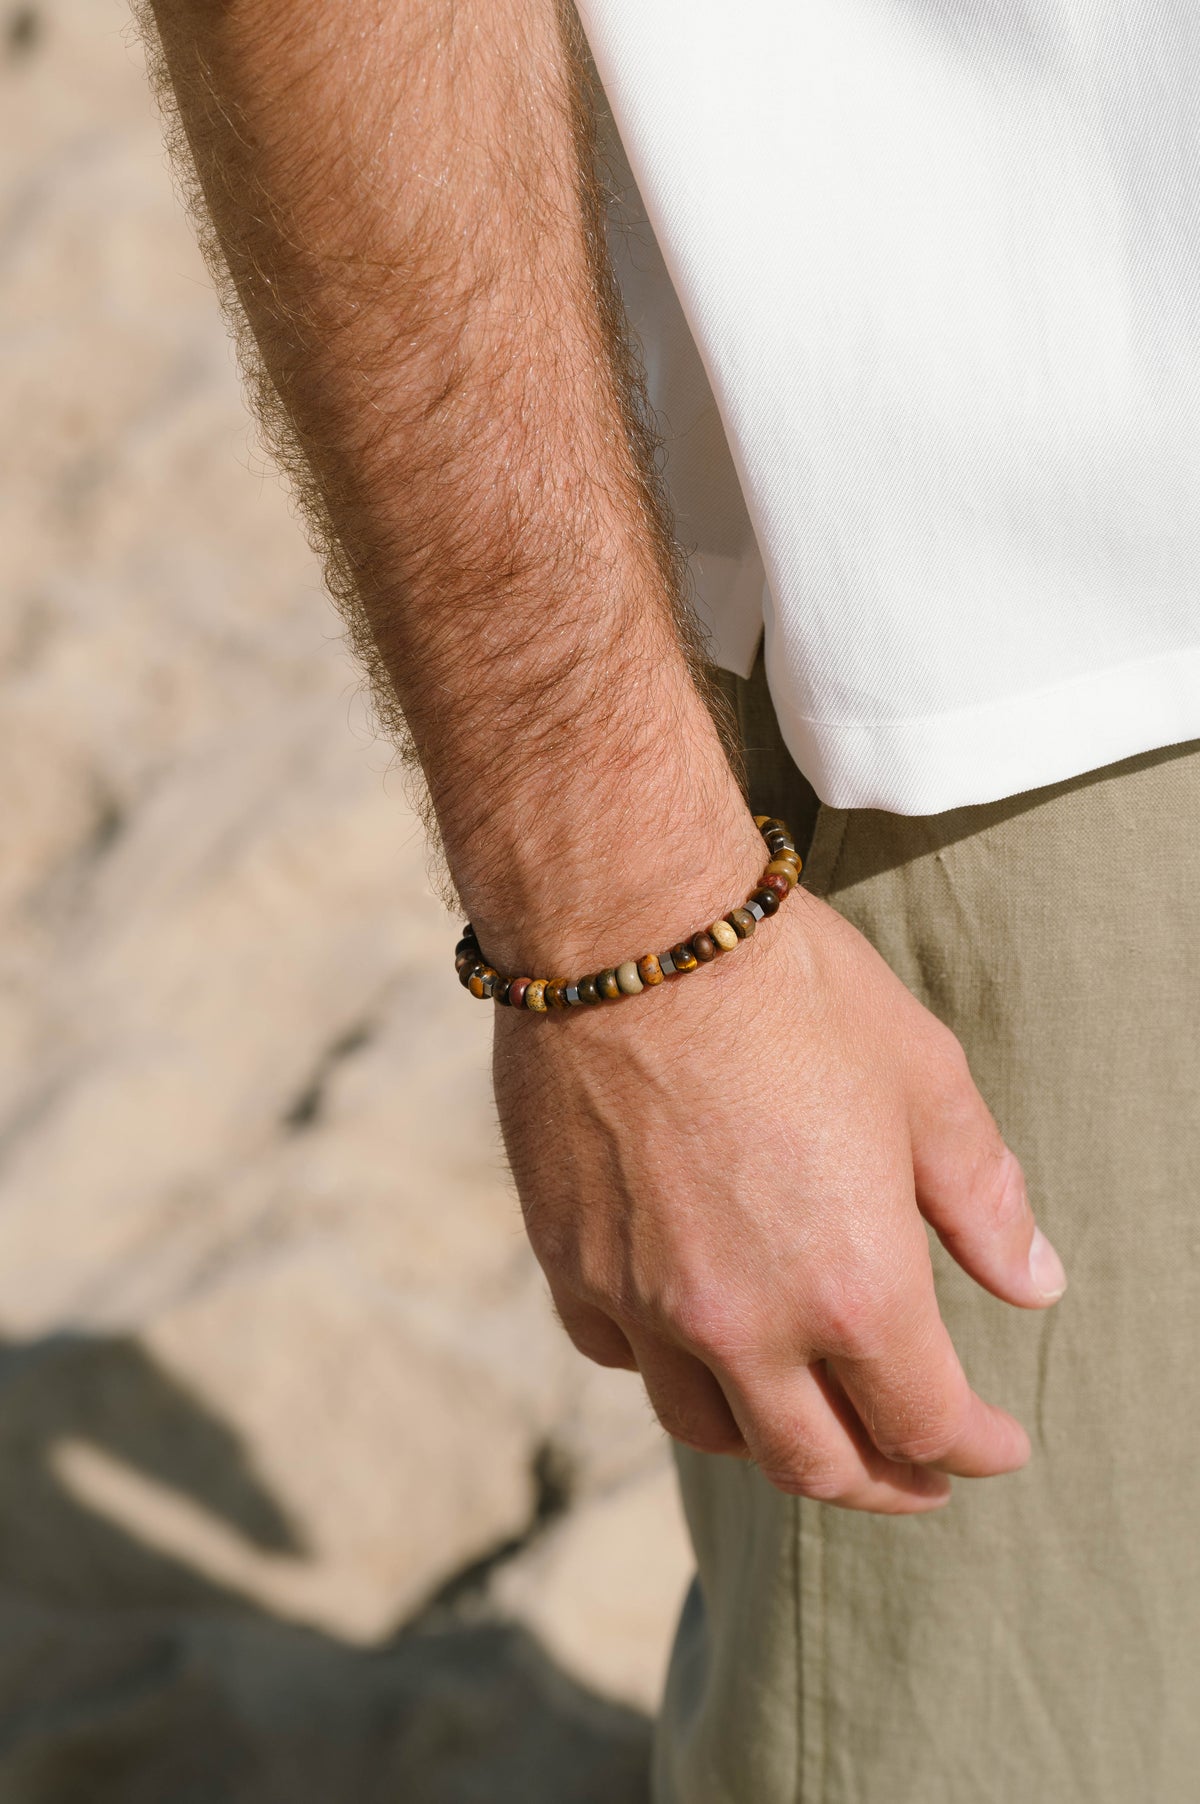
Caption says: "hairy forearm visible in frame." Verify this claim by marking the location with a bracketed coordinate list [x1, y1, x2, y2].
[145, 0, 758, 964]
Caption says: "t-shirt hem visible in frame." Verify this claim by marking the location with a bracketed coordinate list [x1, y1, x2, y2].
[766, 642, 1200, 815]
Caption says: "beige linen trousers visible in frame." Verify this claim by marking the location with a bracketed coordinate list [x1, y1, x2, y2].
[655, 660, 1200, 1804]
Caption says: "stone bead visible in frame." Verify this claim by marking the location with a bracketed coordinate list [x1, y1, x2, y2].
[545, 979, 569, 1009]
[597, 969, 621, 1000]
[469, 966, 497, 999]
[459, 959, 484, 989]
[752, 886, 781, 915]
[766, 858, 800, 886]
[728, 907, 757, 939]
[565, 983, 583, 1005]
[493, 976, 512, 1006]
[578, 975, 602, 1005]
[637, 954, 665, 986]
[455, 950, 478, 976]
[616, 961, 644, 995]
[670, 943, 699, 972]
[760, 872, 790, 900]
[691, 931, 717, 963]
[658, 950, 677, 975]
[454, 936, 478, 960]
[753, 814, 772, 829]
[757, 816, 787, 837]
[509, 977, 531, 1009]
[710, 918, 739, 952]
[525, 979, 548, 1012]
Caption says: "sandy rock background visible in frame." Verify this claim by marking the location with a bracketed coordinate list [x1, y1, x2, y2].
[0, 3, 692, 1796]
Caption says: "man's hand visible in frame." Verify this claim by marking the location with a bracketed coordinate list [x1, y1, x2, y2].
[498, 881, 1065, 1513]
[145, 0, 1065, 1516]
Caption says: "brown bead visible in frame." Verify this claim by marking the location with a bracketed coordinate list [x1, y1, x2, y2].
[757, 817, 787, 838]
[455, 950, 479, 975]
[459, 959, 483, 989]
[545, 978, 569, 1009]
[597, 969, 621, 1000]
[454, 936, 478, 960]
[493, 976, 512, 1006]
[578, 975, 602, 1005]
[751, 886, 781, 916]
[691, 931, 717, 963]
[509, 977, 531, 1009]
[766, 857, 800, 886]
[670, 942, 699, 972]
[728, 907, 757, 939]
[469, 966, 497, 999]
[637, 953, 665, 986]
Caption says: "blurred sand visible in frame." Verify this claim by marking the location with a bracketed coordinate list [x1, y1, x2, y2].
[0, 4, 691, 1796]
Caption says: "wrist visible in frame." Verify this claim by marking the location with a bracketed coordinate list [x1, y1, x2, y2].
[451, 774, 767, 975]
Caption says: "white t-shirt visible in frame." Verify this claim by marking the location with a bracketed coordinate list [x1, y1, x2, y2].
[579, 1, 1200, 813]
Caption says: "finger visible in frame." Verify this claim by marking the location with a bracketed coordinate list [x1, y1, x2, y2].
[550, 1289, 637, 1370]
[717, 1358, 952, 1513]
[908, 1035, 1067, 1308]
[829, 1288, 1031, 1478]
[626, 1331, 749, 1458]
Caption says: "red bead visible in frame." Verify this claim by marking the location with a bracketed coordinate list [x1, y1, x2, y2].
[760, 872, 790, 900]
[509, 977, 531, 1009]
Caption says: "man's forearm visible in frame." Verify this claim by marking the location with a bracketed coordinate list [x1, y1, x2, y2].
[146, 0, 759, 966]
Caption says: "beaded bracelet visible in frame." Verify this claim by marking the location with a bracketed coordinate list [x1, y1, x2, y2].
[454, 816, 801, 1011]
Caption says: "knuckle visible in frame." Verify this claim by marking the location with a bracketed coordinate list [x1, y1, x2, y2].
[653, 1402, 741, 1458]
[925, 1020, 974, 1089]
[660, 1288, 748, 1367]
[967, 1141, 1029, 1237]
[757, 1457, 848, 1501]
[805, 1267, 887, 1356]
[876, 1412, 962, 1465]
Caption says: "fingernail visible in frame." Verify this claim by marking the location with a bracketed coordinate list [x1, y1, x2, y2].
[1029, 1227, 1067, 1300]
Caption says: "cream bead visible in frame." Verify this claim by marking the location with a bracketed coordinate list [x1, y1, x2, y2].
[616, 960, 644, 995]
[710, 918, 739, 951]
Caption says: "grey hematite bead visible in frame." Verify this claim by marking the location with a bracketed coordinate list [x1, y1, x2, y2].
[659, 950, 677, 975]
[565, 983, 581, 1005]
[746, 900, 766, 922]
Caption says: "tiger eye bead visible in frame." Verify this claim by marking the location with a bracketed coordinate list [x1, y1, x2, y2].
[454, 936, 478, 961]
[751, 886, 781, 916]
[459, 959, 484, 989]
[760, 872, 790, 900]
[525, 979, 548, 1012]
[597, 969, 621, 1000]
[509, 977, 531, 1009]
[545, 978, 569, 1009]
[691, 931, 717, 963]
[710, 918, 739, 952]
[728, 907, 757, 939]
[493, 976, 513, 1006]
[670, 942, 699, 972]
[637, 954, 665, 986]
[616, 961, 644, 995]
[766, 858, 801, 886]
[469, 966, 497, 999]
[578, 975, 601, 1005]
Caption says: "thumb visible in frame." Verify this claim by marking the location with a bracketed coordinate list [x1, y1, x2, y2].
[908, 1040, 1067, 1310]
